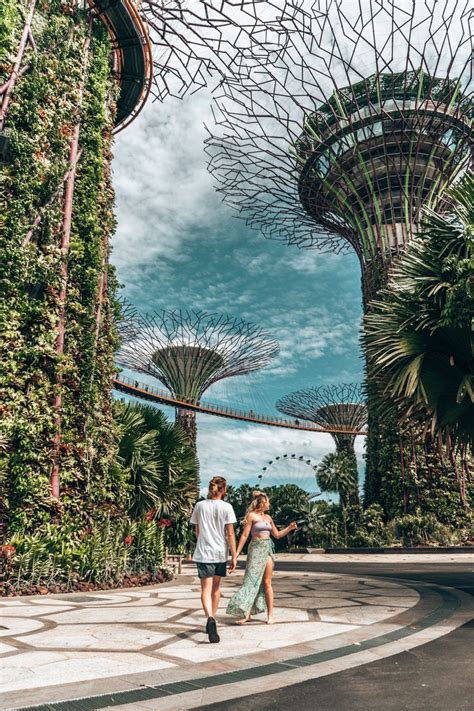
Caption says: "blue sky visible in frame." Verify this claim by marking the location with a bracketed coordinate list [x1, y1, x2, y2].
[111, 93, 365, 491]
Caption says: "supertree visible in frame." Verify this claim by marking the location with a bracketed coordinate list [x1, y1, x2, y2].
[277, 384, 367, 505]
[202, 0, 473, 519]
[117, 308, 279, 449]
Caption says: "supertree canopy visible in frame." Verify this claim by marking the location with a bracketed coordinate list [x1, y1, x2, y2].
[277, 384, 367, 452]
[204, 0, 472, 294]
[117, 308, 279, 448]
[277, 384, 367, 506]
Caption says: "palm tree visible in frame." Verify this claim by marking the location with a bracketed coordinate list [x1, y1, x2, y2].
[363, 173, 473, 452]
[116, 402, 199, 519]
[316, 452, 359, 509]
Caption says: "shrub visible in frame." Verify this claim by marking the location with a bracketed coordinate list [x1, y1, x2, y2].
[388, 512, 453, 546]
[3, 515, 166, 593]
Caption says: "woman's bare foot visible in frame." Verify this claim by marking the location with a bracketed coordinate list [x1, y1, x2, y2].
[266, 616, 274, 625]
[238, 615, 251, 625]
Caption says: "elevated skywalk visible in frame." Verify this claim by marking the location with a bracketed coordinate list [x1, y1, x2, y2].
[90, 0, 152, 130]
[113, 374, 368, 435]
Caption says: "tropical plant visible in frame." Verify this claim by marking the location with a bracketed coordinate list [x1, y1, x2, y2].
[388, 512, 453, 547]
[4, 515, 168, 592]
[115, 402, 199, 520]
[316, 452, 359, 508]
[363, 173, 474, 450]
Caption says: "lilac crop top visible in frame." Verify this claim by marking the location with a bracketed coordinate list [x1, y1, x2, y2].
[252, 519, 272, 535]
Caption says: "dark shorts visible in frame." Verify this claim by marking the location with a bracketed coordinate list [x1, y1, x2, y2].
[196, 562, 227, 578]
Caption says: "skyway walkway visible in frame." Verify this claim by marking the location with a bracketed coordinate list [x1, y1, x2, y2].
[113, 374, 367, 436]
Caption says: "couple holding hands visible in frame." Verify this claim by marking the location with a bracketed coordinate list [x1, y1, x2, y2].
[190, 476, 297, 644]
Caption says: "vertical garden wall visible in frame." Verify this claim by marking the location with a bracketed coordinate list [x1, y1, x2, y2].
[0, 0, 165, 590]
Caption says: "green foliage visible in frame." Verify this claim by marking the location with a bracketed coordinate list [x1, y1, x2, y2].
[388, 512, 454, 547]
[0, 0, 18, 69]
[4, 516, 166, 592]
[115, 402, 199, 521]
[316, 451, 359, 508]
[225, 484, 473, 550]
[363, 173, 474, 448]
[0, 2, 122, 536]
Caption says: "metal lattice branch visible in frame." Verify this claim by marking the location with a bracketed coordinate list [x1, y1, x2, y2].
[139, 1, 263, 102]
[117, 306, 279, 401]
[200, 0, 473, 265]
[277, 384, 367, 446]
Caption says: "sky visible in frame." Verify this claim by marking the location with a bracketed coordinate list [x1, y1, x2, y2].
[108, 0, 472, 496]
[111, 91, 366, 492]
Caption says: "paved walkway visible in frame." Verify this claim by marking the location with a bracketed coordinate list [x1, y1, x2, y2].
[0, 555, 473, 710]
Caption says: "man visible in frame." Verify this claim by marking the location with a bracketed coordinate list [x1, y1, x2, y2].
[190, 476, 237, 643]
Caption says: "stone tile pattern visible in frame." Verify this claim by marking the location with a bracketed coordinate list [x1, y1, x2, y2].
[0, 572, 418, 695]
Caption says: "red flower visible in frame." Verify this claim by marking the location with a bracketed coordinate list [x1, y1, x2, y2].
[159, 518, 172, 528]
[124, 535, 133, 546]
[0, 545, 16, 559]
[144, 509, 156, 522]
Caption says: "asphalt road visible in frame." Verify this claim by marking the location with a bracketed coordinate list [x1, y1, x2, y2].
[200, 560, 474, 711]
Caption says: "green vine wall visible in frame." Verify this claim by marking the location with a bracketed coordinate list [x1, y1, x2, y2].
[0, 1, 127, 560]
[362, 271, 470, 525]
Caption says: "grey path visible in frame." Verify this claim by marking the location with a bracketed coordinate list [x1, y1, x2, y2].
[202, 558, 474, 711]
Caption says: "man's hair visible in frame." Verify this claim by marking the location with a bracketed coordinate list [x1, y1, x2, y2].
[207, 476, 227, 498]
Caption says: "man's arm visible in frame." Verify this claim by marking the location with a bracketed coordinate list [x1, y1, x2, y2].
[225, 523, 237, 573]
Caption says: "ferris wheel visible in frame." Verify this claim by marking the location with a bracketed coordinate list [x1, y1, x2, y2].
[256, 453, 326, 499]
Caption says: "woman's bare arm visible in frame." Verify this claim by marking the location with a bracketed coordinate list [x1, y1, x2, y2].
[270, 518, 297, 539]
[235, 517, 253, 557]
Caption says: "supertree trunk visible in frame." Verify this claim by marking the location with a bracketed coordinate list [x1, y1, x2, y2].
[334, 436, 360, 507]
[0, 0, 36, 132]
[175, 408, 197, 452]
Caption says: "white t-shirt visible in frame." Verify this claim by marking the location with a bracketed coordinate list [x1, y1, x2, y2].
[190, 499, 237, 563]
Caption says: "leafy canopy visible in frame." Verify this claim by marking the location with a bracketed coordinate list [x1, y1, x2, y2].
[363, 173, 474, 448]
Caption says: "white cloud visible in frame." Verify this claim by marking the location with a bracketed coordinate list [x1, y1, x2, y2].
[111, 92, 222, 284]
[196, 414, 366, 491]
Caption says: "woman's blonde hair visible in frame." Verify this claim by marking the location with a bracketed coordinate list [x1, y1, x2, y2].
[244, 490, 270, 522]
[207, 476, 227, 499]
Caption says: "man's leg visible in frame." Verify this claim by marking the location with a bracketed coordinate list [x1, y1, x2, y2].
[200, 576, 213, 618]
[199, 572, 220, 643]
[211, 575, 221, 617]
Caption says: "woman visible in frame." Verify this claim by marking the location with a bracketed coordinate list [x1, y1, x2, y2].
[226, 491, 297, 625]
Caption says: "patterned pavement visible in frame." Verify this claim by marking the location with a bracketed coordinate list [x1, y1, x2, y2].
[0, 563, 472, 710]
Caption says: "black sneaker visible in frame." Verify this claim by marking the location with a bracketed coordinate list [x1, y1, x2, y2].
[206, 616, 220, 643]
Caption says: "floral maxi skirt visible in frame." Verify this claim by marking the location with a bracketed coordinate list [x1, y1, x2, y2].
[226, 538, 274, 618]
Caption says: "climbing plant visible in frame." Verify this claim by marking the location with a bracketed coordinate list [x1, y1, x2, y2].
[0, 1, 156, 589]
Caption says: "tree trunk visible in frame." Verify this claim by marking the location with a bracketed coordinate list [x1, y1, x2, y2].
[50, 23, 92, 499]
[175, 407, 197, 452]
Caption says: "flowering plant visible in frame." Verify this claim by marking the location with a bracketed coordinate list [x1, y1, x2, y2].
[0, 545, 16, 559]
